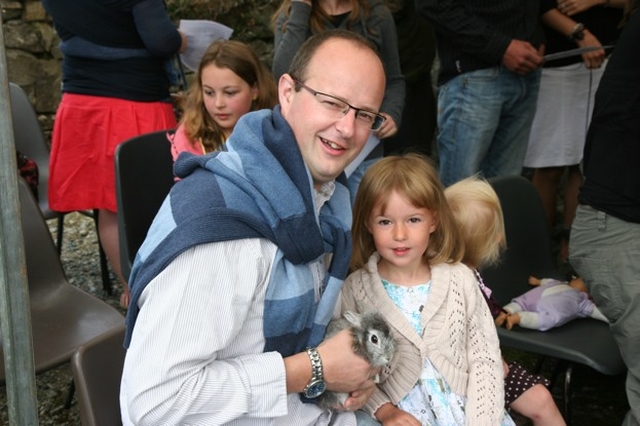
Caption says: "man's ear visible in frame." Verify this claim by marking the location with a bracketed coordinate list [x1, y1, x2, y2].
[278, 73, 295, 110]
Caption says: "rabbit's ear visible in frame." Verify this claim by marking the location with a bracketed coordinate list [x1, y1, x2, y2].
[343, 311, 362, 328]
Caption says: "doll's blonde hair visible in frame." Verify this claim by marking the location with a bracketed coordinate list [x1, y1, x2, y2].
[445, 176, 506, 269]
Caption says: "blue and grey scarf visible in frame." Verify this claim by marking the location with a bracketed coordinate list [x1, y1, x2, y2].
[124, 107, 352, 357]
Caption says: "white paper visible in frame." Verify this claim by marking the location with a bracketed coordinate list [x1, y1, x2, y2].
[345, 133, 380, 178]
[179, 20, 234, 72]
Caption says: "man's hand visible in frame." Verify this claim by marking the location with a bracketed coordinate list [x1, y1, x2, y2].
[342, 380, 377, 411]
[502, 40, 544, 75]
[318, 329, 375, 393]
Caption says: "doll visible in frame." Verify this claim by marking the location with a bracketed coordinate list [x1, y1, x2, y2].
[495, 276, 609, 331]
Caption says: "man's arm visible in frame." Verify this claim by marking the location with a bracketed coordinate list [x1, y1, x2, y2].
[122, 240, 289, 425]
[122, 239, 375, 425]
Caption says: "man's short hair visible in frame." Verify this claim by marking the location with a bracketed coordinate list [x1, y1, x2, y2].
[288, 29, 379, 83]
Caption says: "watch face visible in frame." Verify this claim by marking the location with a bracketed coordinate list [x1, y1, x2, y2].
[304, 380, 326, 398]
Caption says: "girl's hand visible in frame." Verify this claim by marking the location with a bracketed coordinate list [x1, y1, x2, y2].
[557, 0, 599, 16]
[375, 403, 421, 425]
[375, 113, 398, 140]
[576, 30, 606, 69]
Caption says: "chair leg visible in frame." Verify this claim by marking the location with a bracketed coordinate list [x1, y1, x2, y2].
[64, 378, 75, 409]
[56, 214, 65, 255]
[92, 209, 113, 295]
[563, 363, 573, 426]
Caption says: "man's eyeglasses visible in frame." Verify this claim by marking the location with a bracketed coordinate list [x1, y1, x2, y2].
[293, 80, 386, 131]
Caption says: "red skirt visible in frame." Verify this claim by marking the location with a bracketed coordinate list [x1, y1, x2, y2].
[48, 94, 177, 212]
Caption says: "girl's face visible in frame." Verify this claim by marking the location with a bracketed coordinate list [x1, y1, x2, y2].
[201, 64, 258, 138]
[367, 190, 438, 275]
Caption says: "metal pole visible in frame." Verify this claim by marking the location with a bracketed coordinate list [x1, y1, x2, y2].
[0, 11, 40, 426]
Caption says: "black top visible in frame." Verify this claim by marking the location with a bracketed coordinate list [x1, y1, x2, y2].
[415, 0, 543, 84]
[579, 10, 640, 223]
[42, 0, 182, 101]
[540, 0, 623, 67]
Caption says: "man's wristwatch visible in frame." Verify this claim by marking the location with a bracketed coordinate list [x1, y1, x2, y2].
[569, 23, 586, 41]
[302, 347, 326, 398]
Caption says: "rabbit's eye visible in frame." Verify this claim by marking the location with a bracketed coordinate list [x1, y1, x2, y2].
[371, 334, 379, 344]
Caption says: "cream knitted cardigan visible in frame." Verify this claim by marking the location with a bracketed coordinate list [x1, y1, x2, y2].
[340, 253, 505, 425]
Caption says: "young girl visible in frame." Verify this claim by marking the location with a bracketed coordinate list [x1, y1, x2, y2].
[341, 154, 513, 425]
[170, 39, 278, 160]
[445, 176, 566, 426]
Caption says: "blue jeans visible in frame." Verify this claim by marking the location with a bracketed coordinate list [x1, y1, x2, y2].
[570, 205, 640, 426]
[436, 67, 541, 187]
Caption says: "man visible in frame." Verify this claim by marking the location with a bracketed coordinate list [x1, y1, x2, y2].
[120, 30, 387, 425]
[570, 3, 640, 425]
[415, 0, 544, 187]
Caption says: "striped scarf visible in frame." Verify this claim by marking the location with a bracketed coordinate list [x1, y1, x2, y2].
[124, 107, 352, 357]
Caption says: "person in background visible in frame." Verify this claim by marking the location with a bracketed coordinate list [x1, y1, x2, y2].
[120, 30, 387, 425]
[170, 39, 278, 160]
[570, 2, 640, 425]
[416, 0, 544, 187]
[271, 0, 404, 202]
[340, 154, 512, 425]
[382, 0, 437, 158]
[41, 0, 187, 309]
[524, 0, 624, 266]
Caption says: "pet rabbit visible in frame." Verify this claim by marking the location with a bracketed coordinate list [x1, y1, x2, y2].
[317, 310, 396, 410]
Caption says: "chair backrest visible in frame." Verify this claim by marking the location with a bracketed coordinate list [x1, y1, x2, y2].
[71, 324, 126, 426]
[0, 178, 124, 382]
[480, 175, 561, 306]
[17, 176, 68, 298]
[10, 82, 58, 220]
[115, 130, 175, 280]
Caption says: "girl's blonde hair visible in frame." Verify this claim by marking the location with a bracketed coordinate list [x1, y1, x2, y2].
[180, 40, 278, 153]
[350, 154, 463, 271]
[445, 176, 506, 269]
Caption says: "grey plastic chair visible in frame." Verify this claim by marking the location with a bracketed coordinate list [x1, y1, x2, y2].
[9, 82, 112, 294]
[71, 324, 125, 426]
[481, 175, 626, 425]
[115, 130, 175, 281]
[10, 82, 62, 238]
[0, 178, 124, 382]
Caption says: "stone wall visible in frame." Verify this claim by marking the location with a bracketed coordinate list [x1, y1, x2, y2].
[1, 0, 277, 141]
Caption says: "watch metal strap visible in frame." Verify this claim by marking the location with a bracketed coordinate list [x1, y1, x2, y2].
[306, 347, 324, 381]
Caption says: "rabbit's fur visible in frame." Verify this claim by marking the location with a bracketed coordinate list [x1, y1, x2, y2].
[317, 311, 396, 410]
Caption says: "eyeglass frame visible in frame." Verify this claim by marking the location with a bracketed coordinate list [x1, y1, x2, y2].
[291, 79, 386, 131]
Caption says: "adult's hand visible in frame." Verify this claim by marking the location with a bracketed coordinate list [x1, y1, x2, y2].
[318, 329, 375, 393]
[375, 113, 398, 140]
[577, 30, 606, 69]
[557, 0, 600, 16]
[502, 40, 544, 75]
[342, 380, 377, 411]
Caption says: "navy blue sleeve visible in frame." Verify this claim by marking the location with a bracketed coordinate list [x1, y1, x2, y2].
[131, 0, 182, 58]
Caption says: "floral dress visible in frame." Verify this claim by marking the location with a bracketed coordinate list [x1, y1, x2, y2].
[382, 279, 516, 426]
